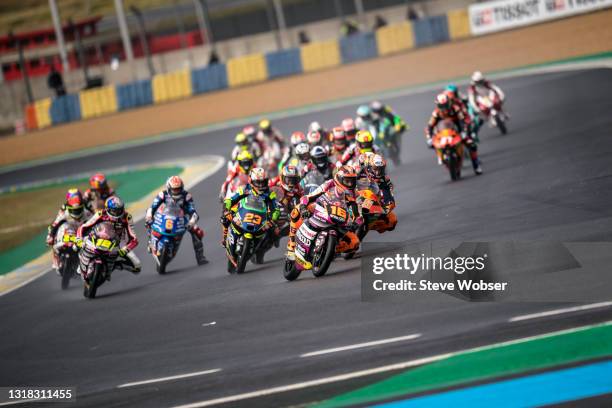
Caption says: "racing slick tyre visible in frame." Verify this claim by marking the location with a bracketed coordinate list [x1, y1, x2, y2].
[312, 235, 337, 278]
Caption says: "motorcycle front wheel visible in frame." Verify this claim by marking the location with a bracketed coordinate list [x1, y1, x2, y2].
[495, 115, 507, 135]
[157, 247, 168, 275]
[236, 239, 252, 274]
[84, 264, 102, 299]
[283, 260, 301, 281]
[313, 235, 337, 278]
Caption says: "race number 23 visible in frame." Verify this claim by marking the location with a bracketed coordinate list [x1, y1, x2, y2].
[244, 213, 262, 225]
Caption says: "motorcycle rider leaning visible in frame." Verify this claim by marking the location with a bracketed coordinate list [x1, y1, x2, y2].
[305, 145, 335, 181]
[338, 130, 381, 167]
[425, 93, 483, 175]
[365, 154, 397, 232]
[468, 71, 508, 122]
[83, 173, 115, 212]
[220, 167, 281, 247]
[146, 176, 208, 265]
[76, 196, 141, 277]
[370, 101, 408, 135]
[286, 165, 362, 260]
[445, 84, 482, 137]
[220, 151, 254, 200]
[46, 188, 91, 273]
[231, 131, 262, 164]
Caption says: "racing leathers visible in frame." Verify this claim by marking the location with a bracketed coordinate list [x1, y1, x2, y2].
[220, 164, 250, 201]
[363, 175, 397, 233]
[76, 210, 141, 277]
[146, 190, 208, 265]
[338, 143, 381, 167]
[46, 206, 91, 271]
[83, 187, 115, 212]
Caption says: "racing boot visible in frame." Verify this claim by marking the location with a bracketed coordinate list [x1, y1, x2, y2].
[191, 228, 208, 265]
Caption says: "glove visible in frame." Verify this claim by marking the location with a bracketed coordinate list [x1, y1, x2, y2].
[299, 204, 310, 219]
[118, 248, 128, 257]
[75, 238, 83, 248]
[271, 208, 281, 222]
[223, 198, 232, 211]
[46, 235, 54, 246]
[426, 137, 434, 149]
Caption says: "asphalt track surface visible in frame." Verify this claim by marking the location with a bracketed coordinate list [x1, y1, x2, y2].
[1, 69, 612, 408]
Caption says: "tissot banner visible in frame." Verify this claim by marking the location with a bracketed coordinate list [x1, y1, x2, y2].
[468, 0, 612, 35]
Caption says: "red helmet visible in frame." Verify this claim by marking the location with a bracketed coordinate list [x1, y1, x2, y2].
[166, 176, 184, 200]
[89, 173, 108, 191]
[341, 118, 357, 141]
[331, 127, 347, 150]
[65, 188, 85, 219]
[243, 125, 257, 140]
[334, 165, 357, 195]
[290, 131, 307, 147]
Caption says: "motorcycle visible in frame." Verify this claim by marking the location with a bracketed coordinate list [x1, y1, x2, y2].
[432, 120, 465, 181]
[53, 220, 81, 289]
[355, 179, 388, 241]
[372, 119, 401, 166]
[148, 201, 187, 274]
[284, 193, 355, 281]
[223, 172, 249, 202]
[80, 222, 121, 299]
[476, 89, 507, 135]
[269, 185, 300, 247]
[225, 195, 273, 273]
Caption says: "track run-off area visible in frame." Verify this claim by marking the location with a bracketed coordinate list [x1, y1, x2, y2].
[1, 66, 612, 407]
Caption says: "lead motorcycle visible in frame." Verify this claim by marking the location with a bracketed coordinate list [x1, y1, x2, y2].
[225, 195, 273, 273]
[80, 222, 121, 299]
[475, 89, 507, 135]
[53, 219, 81, 289]
[432, 120, 465, 181]
[284, 193, 356, 281]
[148, 201, 187, 274]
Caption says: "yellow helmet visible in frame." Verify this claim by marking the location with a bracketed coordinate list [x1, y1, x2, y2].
[356, 130, 374, 151]
[235, 132, 248, 145]
[236, 150, 254, 173]
[259, 119, 271, 132]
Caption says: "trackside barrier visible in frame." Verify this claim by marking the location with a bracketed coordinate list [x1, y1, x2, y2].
[447, 9, 471, 40]
[50, 94, 81, 124]
[375, 22, 414, 56]
[79, 86, 119, 119]
[227, 54, 268, 87]
[34, 98, 52, 129]
[266, 48, 303, 79]
[191, 64, 228, 94]
[24, 104, 38, 130]
[152, 70, 192, 103]
[117, 80, 153, 111]
[412, 15, 450, 47]
[300, 40, 341, 72]
[340, 32, 378, 64]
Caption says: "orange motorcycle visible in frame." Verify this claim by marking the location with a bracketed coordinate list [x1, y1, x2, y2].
[432, 120, 464, 181]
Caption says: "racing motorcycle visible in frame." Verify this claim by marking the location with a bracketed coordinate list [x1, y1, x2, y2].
[475, 89, 507, 135]
[432, 120, 465, 181]
[225, 195, 273, 273]
[355, 179, 387, 241]
[148, 201, 186, 274]
[53, 220, 81, 289]
[80, 222, 121, 299]
[373, 119, 401, 167]
[284, 194, 355, 281]
[269, 185, 300, 249]
[223, 172, 249, 201]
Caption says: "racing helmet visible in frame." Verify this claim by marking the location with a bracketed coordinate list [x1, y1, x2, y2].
[341, 118, 357, 141]
[356, 105, 372, 121]
[249, 167, 269, 194]
[331, 126, 347, 150]
[65, 188, 85, 220]
[445, 84, 459, 98]
[166, 176, 184, 200]
[89, 173, 108, 192]
[370, 100, 384, 115]
[236, 150, 254, 174]
[310, 145, 329, 171]
[290, 131, 306, 147]
[356, 130, 374, 152]
[295, 142, 310, 162]
[436, 93, 451, 112]
[368, 154, 387, 181]
[280, 165, 299, 192]
[235, 132, 248, 146]
[334, 165, 357, 194]
[243, 125, 257, 141]
[307, 130, 322, 146]
[259, 119, 272, 134]
[471, 71, 485, 85]
[105, 196, 124, 222]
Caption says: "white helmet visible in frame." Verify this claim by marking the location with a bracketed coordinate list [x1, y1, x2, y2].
[471, 71, 485, 84]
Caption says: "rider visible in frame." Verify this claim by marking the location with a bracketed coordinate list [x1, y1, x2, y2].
[364, 154, 397, 232]
[445, 84, 482, 137]
[269, 165, 303, 244]
[308, 121, 330, 145]
[355, 105, 374, 131]
[305, 145, 335, 181]
[257, 119, 285, 150]
[279, 131, 307, 170]
[342, 117, 358, 144]
[145, 176, 208, 265]
[46, 188, 90, 273]
[338, 130, 381, 167]
[231, 131, 262, 164]
[220, 167, 281, 246]
[291, 142, 311, 176]
[425, 93, 482, 175]
[220, 150, 254, 200]
[370, 100, 408, 135]
[467, 71, 508, 122]
[243, 125, 264, 160]
[83, 173, 115, 212]
[330, 126, 349, 163]
[286, 165, 362, 260]
[76, 196, 141, 276]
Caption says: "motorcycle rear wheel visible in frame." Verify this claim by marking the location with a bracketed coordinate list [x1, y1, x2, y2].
[313, 235, 337, 278]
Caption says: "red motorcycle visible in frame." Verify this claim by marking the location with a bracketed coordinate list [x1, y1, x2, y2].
[432, 120, 465, 181]
[476, 89, 507, 135]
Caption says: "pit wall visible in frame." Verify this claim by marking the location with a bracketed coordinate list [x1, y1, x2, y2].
[23, 8, 472, 131]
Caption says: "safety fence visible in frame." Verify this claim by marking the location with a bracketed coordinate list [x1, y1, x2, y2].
[24, 8, 471, 130]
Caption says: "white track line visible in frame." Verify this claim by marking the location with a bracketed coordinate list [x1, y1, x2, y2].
[300, 334, 422, 358]
[509, 301, 612, 322]
[171, 320, 612, 408]
[117, 368, 221, 388]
